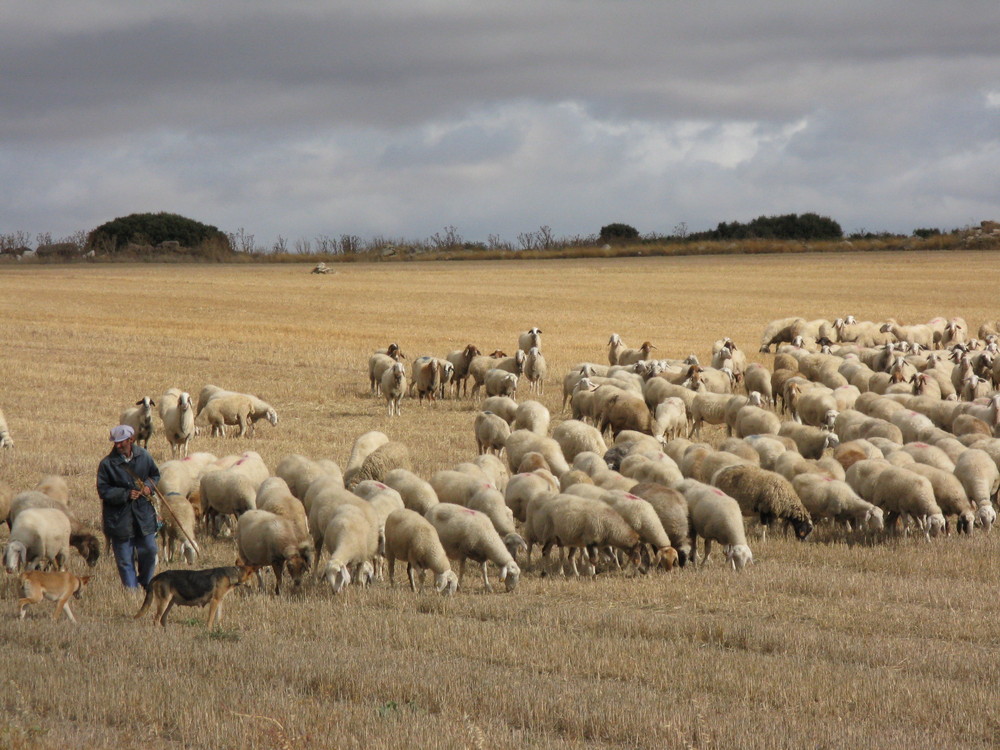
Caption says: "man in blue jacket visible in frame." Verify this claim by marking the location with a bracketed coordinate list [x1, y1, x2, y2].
[97, 424, 161, 589]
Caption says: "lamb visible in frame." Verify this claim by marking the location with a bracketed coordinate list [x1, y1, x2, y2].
[383, 509, 458, 595]
[504, 470, 559, 523]
[120, 396, 155, 448]
[276, 454, 343, 502]
[902, 464, 976, 534]
[159, 388, 195, 458]
[383, 469, 440, 514]
[505, 430, 571, 476]
[482, 396, 519, 425]
[512, 400, 550, 436]
[953, 449, 1000, 531]
[198, 392, 278, 438]
[474, 411, 511, 456]
[600, 490, 678, 570]
[791, 474, 884, 532]
[320, 504, 379, 593]
[524, 347, 548, 395]
[778, 422, 840, 460]
[518, 327, 543, 353]
[0, 406, 13, 448]
[869, 466, 945, 539]
[677, 480, 752, 569]
[552, 420, 608, 464]
[607, 334, 627, 365]
[381, 362, 407, 416]
[425, 503, 521, 591]
[368, 343, 405, 395]
[711, 464, 814, 540]
[446, 344, 481, 398]
[6, 507, 73, 571]
[345, 442, 411, 489]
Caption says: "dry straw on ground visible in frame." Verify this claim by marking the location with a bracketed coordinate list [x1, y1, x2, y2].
[1, 251, 1000, 749]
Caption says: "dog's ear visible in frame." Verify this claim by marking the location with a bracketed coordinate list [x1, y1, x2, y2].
[79, 576, 92, 585]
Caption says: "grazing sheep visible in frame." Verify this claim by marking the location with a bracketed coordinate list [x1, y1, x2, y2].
[469, 350, 525, 398]
[743, 363, 774, 407]
[474, 411, 511, 456]
[505, 430, 571, 476]
[677, 480, 752, 569]
[712, 465, 814, 540]
[778, 422, 840, 460]
[743, 434, 795, 471]
[953, 449, 1000, 531]
[199, 455, 266, 535]
[600, 490, 677, 570]
[689, 392, 738, 439]
[881, 322, 935, 350]
[629, 482, 692, 566]
[512, 400, 550, 436]
[320, 504, 379, 593]
[845, 459, 893, 501]
[346, 442, 411, 489]
[425, 503, 521, 592]
[431, 470, 495, 505]
[34, 475, 70, 504]
[381, 362, 407, 416]
[523, 347, 548, 395]
[833, 439, 884, 471]
[517, 452, 552, 474]
[619, 453, 684, 488]
[120, 396, 155, 448]
[518, 327, 543, 354]
[600, 391, 653, 438]
[504, 471, 559, 523]
[158, 491, 201, 565]
[869, 467, 945, 539]
[890, 410, 938, 444]
[6, 508, 72, 571]
[734, 403, 781, 439]
[343, 431, 390, 486]
[902, 464, 976, 534]
[276, 454, 343, 502]
[159, 388, 195, 458]
[759, 317, 806, 352]
[198, 392, 278, 438]
[462, 486, 527, 559]
[895, 442, 956, 472]
[795, 387, 839, 430]
[384, 509, 458, 595]
[791, 474, 884, 532]
[8, 494, 100, 570]
[482, 396, 519, 425]
[307, 489, 377, 569]
[257, 478, 309, 541]
[697, 451, 752, 484]
[0, 407, 13, 449]
[473, 454, 510, 493]
[552, 420, 608, 464]
[383, 469, 440, 514]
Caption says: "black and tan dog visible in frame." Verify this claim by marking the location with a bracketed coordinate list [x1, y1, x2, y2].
[134, 565, 255, 627]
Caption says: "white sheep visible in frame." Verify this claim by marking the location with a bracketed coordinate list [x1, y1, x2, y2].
[552, 420, 608, 464]
[381, 362, 407, 416]
[518, 327, 543, 353]
[321, 504, 379, 593]
[902, 463, 976, 534]
[778, 422, 840, 460]
[481, 396, 519, 425]
[619, 453, 684, 488]
[953, 449, 999, 531]
[677, 480, 752, 570]
[120, 396, 155, 448]
[158, 490, 201, 565]
[461, 486, 527, 559]
[512, 400, 550, 436]
[7, 507, 73, 571]
[383, 469, 440, 514]
[0, 406, 13, 449]
[198, 392, 278, 438]
[411, 356, 452, 404]
[473, 454, 511, 493]
[257, 478, 309, 541]
[474, 411, 511, 456]
[524, 347, 547, 395]
[733, 403, 781, 439]
[791, 474, 884, 533]
[505, 430, 571, 476]
[689, 392, 739, 439]
[652, 397, 687, 442]
[600, 490, 677, 570]
[199, 453, 267, 534]
[275, 454, 343, 502]
[869, 466, 945, 539]
[368, 343, 405, 395]
[383, 509, 458, 595]
[425, 503, 521, 592]
[159, 388, 195, 458]
[343, 431, 390, 487]
[504, 470, 559, 523]
[484, 369, 519, 400]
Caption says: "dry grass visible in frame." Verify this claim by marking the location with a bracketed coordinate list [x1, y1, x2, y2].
[2, 251, 1000, 749]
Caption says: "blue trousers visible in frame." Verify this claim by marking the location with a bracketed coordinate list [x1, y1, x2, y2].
[110, 532, 158, 589]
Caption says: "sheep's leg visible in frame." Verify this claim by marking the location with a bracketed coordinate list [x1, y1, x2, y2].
[387, 557, 396, 587]
[566, 547, 580, 577]
[458, 558, 467, 589]
[481, 561, 492, 592]
[273, 561, 284, 596]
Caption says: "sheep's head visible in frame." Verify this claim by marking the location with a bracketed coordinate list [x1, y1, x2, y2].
[823, 410, 839, 431]
[356, 561, 375, 588]
[435, 570, 459, 596]
[137, 396, 155, 410]
[726, 544, 754, 571]
[976, 504, 996, 533]
[926, 513, 946, 538]
[792, 517, 814, 540]
[748, 391, 763, 406]
[285, 552, 309, 588]
[655, 547, 679, 571]
[503, 532, 527, 560]
[71, 532, 101, 567]
[3, 541, 26, 574]
[181, 540, 199, 565]
[640, 341, 656, 354]
[387, 343, 404, 360]
[866, 506, 885, 531]
[179, 392, 192, 411]
[266, 408, 279, 426]
[324, 560, 351, 593]
[608, 333, 622, 347]
[956, 511, 976, 535]
[500, 560, 520, 592]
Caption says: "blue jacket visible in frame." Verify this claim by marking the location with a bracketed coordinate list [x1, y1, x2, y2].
[97, 445, 161, 540]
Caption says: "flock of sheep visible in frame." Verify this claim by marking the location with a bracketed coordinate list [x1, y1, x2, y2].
[4, 312, 1000, 616]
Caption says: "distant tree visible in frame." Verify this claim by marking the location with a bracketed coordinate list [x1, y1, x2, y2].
[86, 212, 231, 253]
[599, 223, 640, 243]
[702, 213, 842, 241]
[912, 227, 942, 239]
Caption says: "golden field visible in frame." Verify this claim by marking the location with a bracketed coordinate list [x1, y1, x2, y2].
[1, 251, 1000, 749]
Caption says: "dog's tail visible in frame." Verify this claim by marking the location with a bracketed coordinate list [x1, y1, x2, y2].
[133, 586, 154, 620]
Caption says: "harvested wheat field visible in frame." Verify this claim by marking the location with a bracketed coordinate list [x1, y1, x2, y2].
[2, 250, 1000, 749]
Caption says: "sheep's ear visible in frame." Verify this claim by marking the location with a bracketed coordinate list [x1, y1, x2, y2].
[150, 399, 156, 407]
[135, 399, 143, 405]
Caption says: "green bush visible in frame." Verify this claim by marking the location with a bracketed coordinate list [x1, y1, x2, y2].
[86, 212, 231, 254]
[599, 223, 640, 243]
[697, 213, 843, 241]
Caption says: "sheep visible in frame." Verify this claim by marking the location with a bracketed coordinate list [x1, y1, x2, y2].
[276, 454, 343, 502]
[607, 334, 627, 365]
[6, 508, 72, 571]
[869, 466, 945, 539]
[469, 350, 525, 398]
[381, 362, 407, 416]
[482, 369, 518, 401]
[512, 400, 550, 436]
[159, 388, 195, 458]
[505, 430, 570, 477]
[343, 431, 390, 487]
[411, 357, 446, 404]
[473, 454, 510, 493]
[600, 490, 677, 570]
[526, 494, 641, 577]
[4, 495, 99, 570]
[570, 378, 602, 423]
[953, 449, 1000, 531]
[759, 317, 805, 352]
[474, 411, 511, 456]
[902, 464, 976, 534]
[796, 387, 839, 429]
[431, 470, 495, 505]
[835, 317, 894, 348]
[257, 478, 310, 542]
[619, 453, 684, 488]
[596, 390, 651, 439]
[552, 420, 608, 464]
[320, 503, 379, 593]
[628, 482, 691, 566]
[954, 394, 1000, 431]
[791, 474, 884, 533]
[952, 414, 993, 440]
[197, 393, 266, 438]
[482, 396, 519, 425]
[504, 471, 559, 523]
[383, 469, 439, 515]
[120, 396, 155, 448]
[345, 442, 411, 489]
[688, 392, 738, 439]
[696, 451, 753, 484]
[199, 460, 262, 535]
[677, 480, 752, 569]
[716, 438, 763, 465]
[880, 322, 935, 350]
[0, 407, 13, 449]
[734, 403, 781, 439]
[742, 434, 793, 471]
[158, 490, 201, 565]
[383, 509, 458, 595]
[523, 347, 548, 394]
[461, 486, 527, 559]
[518, 327, 543, 353]
[889, 410, 938, 445]
[617, 341, 657, 367]
[833, 439, 884, 471]
[446, 344, 482, 398]
[425, 503, 521, 591]
[845, 458, 893, 501]
[778, 422, 840, 460]
[711, 464, 814, 540]
[743, 363, 774, 407]
[306, 488, 377, 569]
[368, 344, 405, 395]
[518, 452, 552, 474]
[895, 442, 956, 472]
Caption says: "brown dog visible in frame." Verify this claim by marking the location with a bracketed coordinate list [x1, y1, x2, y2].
[18, 570, 91, 624]
[134, 565, 255, 627]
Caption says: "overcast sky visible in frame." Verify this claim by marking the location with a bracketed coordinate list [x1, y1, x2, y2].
[3, 1, 998, 247]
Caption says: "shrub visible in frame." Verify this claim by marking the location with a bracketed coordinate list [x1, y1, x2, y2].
[599, 223, 640, 243]
[86, 212, 231, 255]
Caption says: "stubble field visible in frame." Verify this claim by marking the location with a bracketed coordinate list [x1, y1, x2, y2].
[1, 251, 999, 749]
